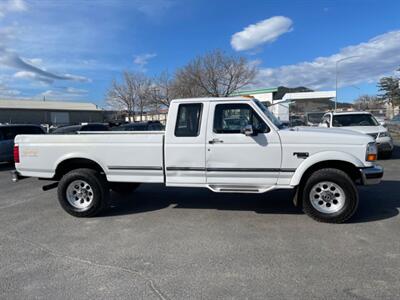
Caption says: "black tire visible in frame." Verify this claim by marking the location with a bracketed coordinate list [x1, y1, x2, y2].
[110, 182, 141, 195]
[302, 168, 359, 223]
[57, 168, 109, 217]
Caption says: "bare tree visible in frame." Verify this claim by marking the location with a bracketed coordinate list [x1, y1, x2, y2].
[174, 49, 257, 97]
[107, 71, 152, 121]
[151, 70, 174, 107]
[354, 94, 382, 110]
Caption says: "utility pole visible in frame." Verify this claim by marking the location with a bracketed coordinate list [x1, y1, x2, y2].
[335, 56, 360, 111]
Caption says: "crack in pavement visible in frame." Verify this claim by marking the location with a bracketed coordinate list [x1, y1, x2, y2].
[1, 232, 169, 300]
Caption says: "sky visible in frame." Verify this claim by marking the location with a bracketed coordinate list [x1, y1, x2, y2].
[0, 0, 400, 107]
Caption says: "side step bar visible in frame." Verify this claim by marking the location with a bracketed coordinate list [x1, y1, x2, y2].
[208, 185, 275, 194]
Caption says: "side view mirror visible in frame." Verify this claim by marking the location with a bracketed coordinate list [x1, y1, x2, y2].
[241, 124, 254, 136]
[379, 121, 387, 127]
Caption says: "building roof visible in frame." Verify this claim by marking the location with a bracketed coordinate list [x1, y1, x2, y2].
[281, 91, 336, 101]
[230, 87, 278, 96]
[0, 99, 102, 111]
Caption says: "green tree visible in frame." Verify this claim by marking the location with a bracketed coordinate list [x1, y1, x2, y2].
[377, 67, 400, 106]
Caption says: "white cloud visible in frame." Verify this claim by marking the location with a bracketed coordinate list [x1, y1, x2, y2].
[13, 70, 53, 84]
[0, 82, 21, 98]
[1, 48, 90, 83]
[255, 30, 400, 90]
[0, 0, 27, 17]
[231, 16, 293, 51]
[39, 87, 88, 100]
[135, 0, 174, 17]
[133, 53, 157, 71]
[64, 87, 88, 95]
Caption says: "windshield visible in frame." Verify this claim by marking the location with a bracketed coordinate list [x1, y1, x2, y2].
[332, 114, 379, 127]
[253, 99, 284, 129]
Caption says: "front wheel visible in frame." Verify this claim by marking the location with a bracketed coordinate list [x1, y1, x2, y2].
[57, 168, 109, 217]
[302, 168, 359, 223]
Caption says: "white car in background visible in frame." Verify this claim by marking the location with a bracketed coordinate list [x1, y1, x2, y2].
[319, 111, 393, 158]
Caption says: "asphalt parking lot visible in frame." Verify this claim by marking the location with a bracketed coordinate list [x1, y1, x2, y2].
[0, 148, 399, 299]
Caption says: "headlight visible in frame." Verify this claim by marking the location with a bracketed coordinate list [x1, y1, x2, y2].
[366, 142, 377, 161]
[379, 131, 390, 138]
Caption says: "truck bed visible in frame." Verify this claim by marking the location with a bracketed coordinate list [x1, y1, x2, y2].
[15, 132, 165, 183]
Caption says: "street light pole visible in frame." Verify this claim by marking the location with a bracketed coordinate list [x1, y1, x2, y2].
[335, 55, 360, 111]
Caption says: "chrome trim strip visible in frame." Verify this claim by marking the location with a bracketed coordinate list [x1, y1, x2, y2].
[167, 167, 296, 172]
[108, 166, 163, 171]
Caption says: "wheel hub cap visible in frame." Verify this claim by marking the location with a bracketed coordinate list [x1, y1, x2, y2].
[309, 181, 345, 214]
[66, 180, 94, 210]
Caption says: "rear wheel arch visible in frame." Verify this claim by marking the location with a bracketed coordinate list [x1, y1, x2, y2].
[54, 158, 106, 181]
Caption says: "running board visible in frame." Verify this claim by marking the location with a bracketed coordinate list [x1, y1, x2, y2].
[208, 185, 275, 194]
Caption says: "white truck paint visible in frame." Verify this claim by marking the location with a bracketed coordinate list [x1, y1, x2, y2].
[13, 97, 383, 223]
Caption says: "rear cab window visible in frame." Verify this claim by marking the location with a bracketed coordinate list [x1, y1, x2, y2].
[175, 103, 203, 137]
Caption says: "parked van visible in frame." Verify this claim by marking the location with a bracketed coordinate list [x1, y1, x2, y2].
[0, 125, 45, 162]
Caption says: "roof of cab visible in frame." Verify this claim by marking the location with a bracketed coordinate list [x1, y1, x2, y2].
[171, 97, 255, 103]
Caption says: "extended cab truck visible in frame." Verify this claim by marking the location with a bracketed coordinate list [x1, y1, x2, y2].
[12, 97, 383, 223]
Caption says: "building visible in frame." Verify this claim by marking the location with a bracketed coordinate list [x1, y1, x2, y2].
[0, 99, 104, 125]
[232, 87, 336, 122]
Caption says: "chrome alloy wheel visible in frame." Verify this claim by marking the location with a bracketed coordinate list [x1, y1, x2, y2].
[66, 180, 94, 209]
[309, 181, 345, 214]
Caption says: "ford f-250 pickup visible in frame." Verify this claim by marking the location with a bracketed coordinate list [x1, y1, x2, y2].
[12, 97, 383, 223]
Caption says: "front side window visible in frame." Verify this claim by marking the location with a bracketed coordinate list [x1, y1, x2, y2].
[175, 103, 202, 137]
[253, 99, 283, 129]
[213, 103, 268, 134]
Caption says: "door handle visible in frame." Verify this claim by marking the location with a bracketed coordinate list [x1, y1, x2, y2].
[208, 138, 224, 144]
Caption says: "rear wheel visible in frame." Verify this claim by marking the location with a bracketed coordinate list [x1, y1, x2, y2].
[110, 182, 141, 195]
[302, 168, 358, 223]
[57, 168, 109, 217]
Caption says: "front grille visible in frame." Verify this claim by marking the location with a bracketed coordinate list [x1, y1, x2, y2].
[367, 132, 379, 140]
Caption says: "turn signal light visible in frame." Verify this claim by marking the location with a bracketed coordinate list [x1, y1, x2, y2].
[367, 154, 377, 161]
[13, 145, 20, 163]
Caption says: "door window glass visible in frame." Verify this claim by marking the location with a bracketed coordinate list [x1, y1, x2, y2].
[175, 103, 202, 137]
[213, 104, 268, 134]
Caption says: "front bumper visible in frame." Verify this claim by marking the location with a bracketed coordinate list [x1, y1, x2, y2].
[360, 165, 384, 185]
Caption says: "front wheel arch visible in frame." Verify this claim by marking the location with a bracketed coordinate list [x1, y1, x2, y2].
[293, 161, 361, 207]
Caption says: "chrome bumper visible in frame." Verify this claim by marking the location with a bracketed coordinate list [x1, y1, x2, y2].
[360, 165, 383, 185]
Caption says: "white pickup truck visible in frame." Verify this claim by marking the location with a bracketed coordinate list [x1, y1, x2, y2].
[12, 97, 383, 223]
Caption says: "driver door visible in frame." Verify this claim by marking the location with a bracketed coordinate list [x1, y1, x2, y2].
[206, 101, 282, 187]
